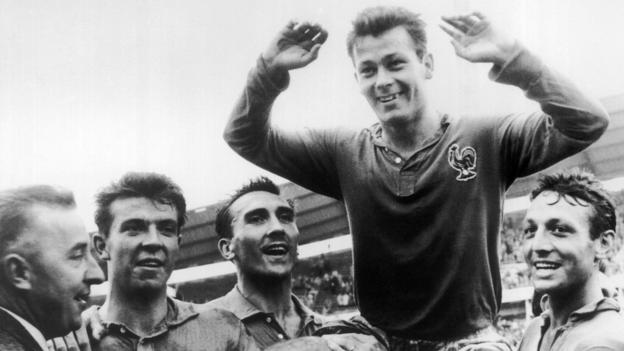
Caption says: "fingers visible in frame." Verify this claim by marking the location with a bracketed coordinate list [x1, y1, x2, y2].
[441, 12, 488, 35]
[439, 23, 463, 41]
[441, 16, 471, 33]
[281, 20, 327, 46]
[47, 333, 81, 351]
[73, 326, 93, 351]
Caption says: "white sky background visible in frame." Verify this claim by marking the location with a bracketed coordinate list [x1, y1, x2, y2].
[0, 0, 623, 230]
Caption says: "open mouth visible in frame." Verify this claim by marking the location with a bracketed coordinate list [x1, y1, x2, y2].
[261, 243, 289, 256]
[377, 92, 402, 103]
[136, 258, 165, 267]
[74, 292, 90, 306]
[533, 261, 562, 270]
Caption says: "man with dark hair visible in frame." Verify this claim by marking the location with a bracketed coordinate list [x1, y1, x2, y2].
[86, 172, 258, 350]
[209, 176, 386, 351]
[0, 185, 104, 350]
[224, 5, 608, 350]
[518, 170, 624, 350]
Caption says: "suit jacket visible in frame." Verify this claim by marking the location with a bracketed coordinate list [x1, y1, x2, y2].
[0, 308, 43, 351]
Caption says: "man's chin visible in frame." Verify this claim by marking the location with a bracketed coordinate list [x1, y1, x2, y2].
[247, 268, 291, 283]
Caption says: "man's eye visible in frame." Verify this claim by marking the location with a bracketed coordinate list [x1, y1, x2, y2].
[69, 251, 85, 260]
[359, 67, 375, 77]
[279, 213, 294, 222]
[249, 216, 265, 224]
[552, 226, 568, 235]
[160, 226, 177, 236]
[523, 227, 535, 239]
[124, 225, 140, 233]
[389, 60, 404, 69]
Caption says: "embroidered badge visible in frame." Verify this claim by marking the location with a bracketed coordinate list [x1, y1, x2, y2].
[448, 144, 477, 181]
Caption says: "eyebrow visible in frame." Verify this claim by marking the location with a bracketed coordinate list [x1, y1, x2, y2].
[243, 208, 269, 221]
[276, 206, 295, 216]
[243, 206, 294, 219]
[68, 242, 88, 254]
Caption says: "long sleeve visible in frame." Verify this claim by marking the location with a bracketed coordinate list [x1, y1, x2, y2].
[490, 44, 609, 179]
[224, 57, 343, 199]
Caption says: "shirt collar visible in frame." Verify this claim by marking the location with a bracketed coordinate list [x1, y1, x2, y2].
[0, 306, 48, 351]
[222, 286, 324, 326]
[369, 113, 450, 149]
[539, 297, 621, 328]
[103, 296, 199, 336]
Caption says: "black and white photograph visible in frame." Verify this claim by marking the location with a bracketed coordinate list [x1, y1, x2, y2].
[1, 0, 623, 350]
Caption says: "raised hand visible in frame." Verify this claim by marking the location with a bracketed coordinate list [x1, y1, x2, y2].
[440, 12, 516, 66]
[262, 21, 329, 74]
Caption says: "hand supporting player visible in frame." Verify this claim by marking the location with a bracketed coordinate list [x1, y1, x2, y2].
[322, 333, 387, 351]
[440, 12, 517, 66]
[262, 21, 328, 75]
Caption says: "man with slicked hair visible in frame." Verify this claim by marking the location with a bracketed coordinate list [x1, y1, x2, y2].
[224, 5, 608, 349]
[210, 176, 386, 351]
[0, 185, 104, 350]
[518, 170, 624, 351]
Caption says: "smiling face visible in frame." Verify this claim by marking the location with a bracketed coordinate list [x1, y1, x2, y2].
[522, 191, 600, 296]
[224, 191, 299, 279]
[352, 26, 433, 126]
[25, 205, 104, 338]
[97, 197, 179, 295]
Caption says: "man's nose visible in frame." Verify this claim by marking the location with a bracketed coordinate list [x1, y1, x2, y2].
[142, 225, 165, 248]
[375, 68, 393, 90]
[531, 228, 554, 255]
[85, 252, 105, 285]
[267, 215, 286, 233]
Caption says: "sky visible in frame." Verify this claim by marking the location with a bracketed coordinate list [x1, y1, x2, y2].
[1, 0, 623, 230]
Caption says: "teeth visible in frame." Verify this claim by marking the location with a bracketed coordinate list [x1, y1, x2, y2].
[264, 245, 288, 255]
[378, 93, 399, 103]
[535, 262, 560, 269]
[138, 259, 162, 266]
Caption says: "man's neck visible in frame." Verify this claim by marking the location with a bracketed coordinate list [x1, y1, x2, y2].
[238, 273, 302, 337]
[237, 273, 294, 319]
[380, 108, 440, 159]
[102, 286, 169, 336]
[547, 274, 603, 329]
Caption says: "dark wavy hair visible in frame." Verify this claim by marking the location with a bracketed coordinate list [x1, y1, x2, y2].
[530, 169, 616, 240]
[346, 6, 427, 60]
[215, 177, 293, 239]
[95, 172, 186, 237]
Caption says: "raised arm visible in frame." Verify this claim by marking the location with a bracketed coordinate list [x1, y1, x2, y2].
[441, 12, 609, 177]
[224, 22, 343, 198]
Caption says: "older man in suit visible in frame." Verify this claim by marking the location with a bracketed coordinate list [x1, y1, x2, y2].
[0, 185, 104, 350]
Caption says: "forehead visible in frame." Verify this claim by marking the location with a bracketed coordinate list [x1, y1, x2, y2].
[26, 205, 87, 250]
[525, 191, 593, 226]
[109, 197, 178, 224]
[230, 191, 291, 218]
[352, 26, 419, 63]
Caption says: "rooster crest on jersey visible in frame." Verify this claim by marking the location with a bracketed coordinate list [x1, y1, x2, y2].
[448, 144, 477, 181]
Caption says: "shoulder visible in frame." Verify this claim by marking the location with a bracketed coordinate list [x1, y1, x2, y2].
[516, 317, 545, 351]
[194, 305, 245, 328]
[571, 311, 624, 350]
[0, 311, 35, 351]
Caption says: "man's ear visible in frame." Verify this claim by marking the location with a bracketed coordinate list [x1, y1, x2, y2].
[594, 229, 615, 261]
[217, 238, 235, 260]
[2, 254, 32, 290]
[423, 52, 434, 79]
[92, 233, 110, 261]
